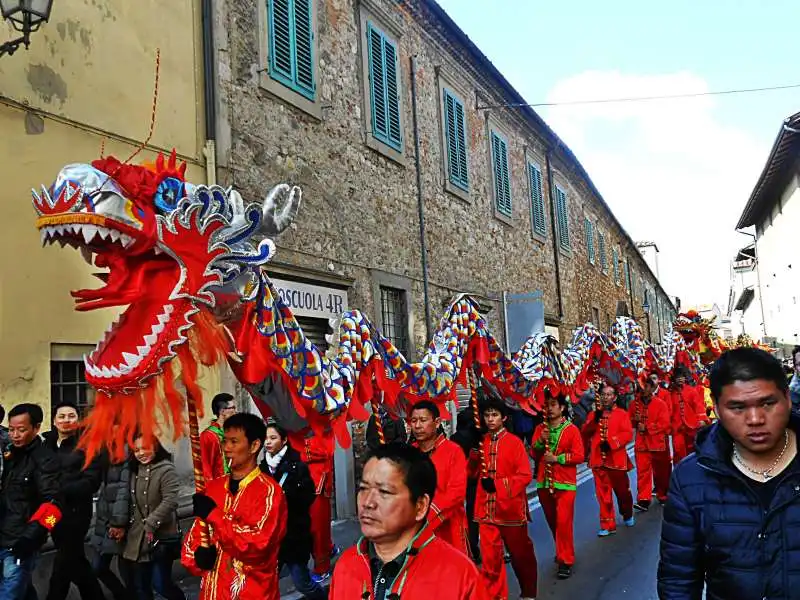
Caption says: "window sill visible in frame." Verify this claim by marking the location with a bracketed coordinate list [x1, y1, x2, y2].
[258, 73, 323, 121]
[445, 180, 471, 203]
[559, 246, 572, 259]
[365, 135, 406, 167]
[493, 207, 514, 226]
[531, 230, 547, 244]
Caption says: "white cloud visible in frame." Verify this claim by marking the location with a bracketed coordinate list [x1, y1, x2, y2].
[539, 71, 768, 309]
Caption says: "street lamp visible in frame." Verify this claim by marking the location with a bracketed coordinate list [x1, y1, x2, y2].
[0, 0, 54, 57]
[642, 293, 652, 341]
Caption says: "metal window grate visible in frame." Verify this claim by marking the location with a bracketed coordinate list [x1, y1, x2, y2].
[51, 360, 92, 417]
[380, 286, 408, 356]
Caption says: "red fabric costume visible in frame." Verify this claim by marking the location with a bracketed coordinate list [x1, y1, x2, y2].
[670, 384, 709, 464]
[474, 429, 537, 600]
[412, 434, 469, 555]
[582, 406, 634, 531]
[531, 419, 584, 567]
[329, 525, 486, 599]
[295, 432, 335, 574]
[182, 468, 287, 600]
[200, 420, 226, 483]
[628, 392, 672, 503]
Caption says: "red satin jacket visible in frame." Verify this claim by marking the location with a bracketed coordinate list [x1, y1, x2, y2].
[199, 421, 226, 483]
[530, 420, 585, 490]
[628, 393, 671, 452]
[182, 468, 287, 600]
[413, 435, 468, 552]
[474, 429, 532, 526]
[329, 525, 487, 599]
[581, 406, 634, 471]
[670, 385, 708, 432]
[294, 433, 334, 497]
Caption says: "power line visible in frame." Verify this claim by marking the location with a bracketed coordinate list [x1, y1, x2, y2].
[477, 82, 800, 110]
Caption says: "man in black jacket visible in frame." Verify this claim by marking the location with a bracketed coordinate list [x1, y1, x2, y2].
[43, 402, 105, 600]
[658, 348, 800, 600]
[0, 403, 62, 599]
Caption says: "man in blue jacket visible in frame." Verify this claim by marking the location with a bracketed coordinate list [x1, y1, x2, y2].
[658, 347, 800, 600]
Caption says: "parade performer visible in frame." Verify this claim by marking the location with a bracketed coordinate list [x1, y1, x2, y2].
[531, 391, 584, 579]
[182, 413, 287, 600]
[199, 393, 236, 483]
[582, 383, 635, 536]
[292, 428, 338, 582]
[474, 398, 538, 600]
[410, 400, 470, 555]
[670, 366, 710, 464]
[330, 442, 485, 599]
[629, 374, 672, 510]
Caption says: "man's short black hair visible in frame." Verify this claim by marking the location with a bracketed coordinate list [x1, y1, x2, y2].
[9, 403, 43, 427]
[365, 442, 437, 504]
[223, 412, 267, 447]
[0, 404, 5, 422]
[53, 401, 80, 417]
[410, 400, 440, 419]
[211, 393, 234, 417]
[480, 396, 508, 417]
[710, 348, 788, 403]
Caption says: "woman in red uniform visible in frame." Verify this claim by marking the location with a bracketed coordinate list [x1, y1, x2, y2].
[582, 383, 635, 536]
[531, 391, 584, 579]
[182, 413, 287, 600]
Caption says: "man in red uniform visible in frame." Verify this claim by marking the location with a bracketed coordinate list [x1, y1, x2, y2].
[582, 383, 635, 536]
[629, 374, 672, 510]
[531, 391, 584, 579]
[410, 400, 469, 555]
[182, 412, 287, 600]
[330, 442, 485, 599]
[294, 428, 339, 583]
[670, 366, 710, 464]
[199, 393, 236, 483]
[475, 398, 537, 600]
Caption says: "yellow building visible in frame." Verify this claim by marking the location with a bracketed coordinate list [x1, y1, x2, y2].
[0, 0, 226, 439]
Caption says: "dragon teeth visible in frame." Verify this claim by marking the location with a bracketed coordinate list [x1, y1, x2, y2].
[144, 333, 158, 346]
[81, 225, 98, 244]
[121, 351, 141, 368]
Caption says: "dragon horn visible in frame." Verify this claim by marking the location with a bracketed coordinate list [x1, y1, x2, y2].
[32, 188, 44, 215]
[42, 185, 54, 209]
[261, 184, 302, 237]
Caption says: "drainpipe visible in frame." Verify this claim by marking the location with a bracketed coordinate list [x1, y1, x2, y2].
[410, 55, 433, 340]
[202, 0, 217, 185]
[545, 148, 564, 321]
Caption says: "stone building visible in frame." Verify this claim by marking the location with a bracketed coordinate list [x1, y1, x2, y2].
[208, 0, 676, 515]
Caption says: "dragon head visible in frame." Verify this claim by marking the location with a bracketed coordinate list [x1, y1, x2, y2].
[34, 151, 301, 396]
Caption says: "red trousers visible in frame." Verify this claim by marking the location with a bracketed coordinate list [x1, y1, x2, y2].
[310, 493, 333, 575]
[537, 489, 576, 566]
[634, 449, 672, 503]
[479, 523, 538, 599]
[672, 430, 697, 465]
[592, 468, 633, 531]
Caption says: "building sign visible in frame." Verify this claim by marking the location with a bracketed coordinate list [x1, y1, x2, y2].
[270, 278, 348, 319]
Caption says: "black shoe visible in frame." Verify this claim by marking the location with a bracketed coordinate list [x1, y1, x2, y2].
[634, 501, 650, 512]
[557, 564, 573, 579]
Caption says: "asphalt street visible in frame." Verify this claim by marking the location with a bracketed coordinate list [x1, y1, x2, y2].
[31, 458, 663, 599]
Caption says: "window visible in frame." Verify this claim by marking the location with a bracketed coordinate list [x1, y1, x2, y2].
[380, 286, 409, 356]
[366, 22, 402, 151]
[443, 89, 468, 191]
[51, 360, 91, 417]
[613, 247, 620, 284]
[584, 218, 595, 264]
[267, 0, 315, 100]
[555, 186, 570, 250]
[592, 307, 600, 326]
[598, 231, 608, 273]
[490, 131, 512, 217]
[528, 162, 546, 237]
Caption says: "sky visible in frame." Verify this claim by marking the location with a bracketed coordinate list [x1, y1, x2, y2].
[435, 0, 800, 310]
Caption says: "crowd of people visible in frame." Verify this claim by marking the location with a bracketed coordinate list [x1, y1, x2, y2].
[1, 346, 799, 599]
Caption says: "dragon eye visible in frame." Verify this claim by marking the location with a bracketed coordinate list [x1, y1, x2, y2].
[154, 177, 184, 214]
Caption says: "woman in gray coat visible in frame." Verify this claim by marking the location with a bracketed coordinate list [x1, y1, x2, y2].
[119, 435, 185, 600]
[90, 453, 132, 599]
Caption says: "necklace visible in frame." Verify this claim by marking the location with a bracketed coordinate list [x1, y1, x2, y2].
[733, 430, 791, 481]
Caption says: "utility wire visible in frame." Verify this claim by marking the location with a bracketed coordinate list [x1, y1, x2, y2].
[478, 82, 800, 110]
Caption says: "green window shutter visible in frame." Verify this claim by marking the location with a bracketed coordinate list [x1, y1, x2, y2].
[528, 163, 546, 236]
[444, 89, 468, 190]
[585, 218, 595, 264]
[613, 248, 620, 283]
[624, 260, 630, 291]
[366, 22, 401, 151]
[556, 187, 570, 249]
[599, 231, 607, 272]
[268, 0, 315, 100]
[491, 131, 512, 216]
